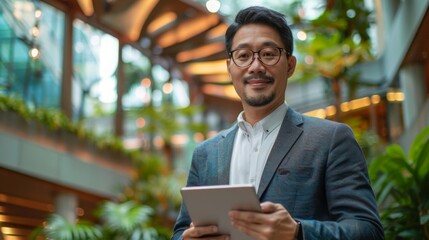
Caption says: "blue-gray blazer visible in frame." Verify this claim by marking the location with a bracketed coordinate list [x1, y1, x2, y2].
[172, 108, 384, 239]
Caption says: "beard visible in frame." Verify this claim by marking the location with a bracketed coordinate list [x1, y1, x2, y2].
[242, 73, 275, 107]
[244, 91, 275, 107]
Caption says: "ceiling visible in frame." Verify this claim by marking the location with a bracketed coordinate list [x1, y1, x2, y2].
[41, 0, 240, 119]
[402, 5, 429, 65]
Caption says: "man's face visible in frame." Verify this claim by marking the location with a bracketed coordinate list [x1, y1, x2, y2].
[227, 23, 296, 109]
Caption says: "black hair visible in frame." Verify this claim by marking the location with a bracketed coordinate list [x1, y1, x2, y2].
[225, 6, 294, 55]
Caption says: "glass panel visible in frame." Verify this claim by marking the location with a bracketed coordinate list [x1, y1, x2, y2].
[152, 64, 170, 107]
[0, 0, 64, 108]
[72, 19, 118, 135]
[121, 44, 151, 141]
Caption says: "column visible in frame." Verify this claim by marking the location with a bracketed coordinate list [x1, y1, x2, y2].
[60, 9, 74, 118]
[399, 63, 425, 129]
[115, 42, 124, 136]
[55, 192, 77, 223]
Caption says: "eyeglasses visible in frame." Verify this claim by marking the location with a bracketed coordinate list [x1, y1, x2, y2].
[229, 47, 290, 68]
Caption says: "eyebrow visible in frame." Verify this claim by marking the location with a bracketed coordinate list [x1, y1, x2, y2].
[233, 41, 280, 50]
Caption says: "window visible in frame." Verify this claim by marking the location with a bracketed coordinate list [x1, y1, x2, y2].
[72, 19, 118, 134]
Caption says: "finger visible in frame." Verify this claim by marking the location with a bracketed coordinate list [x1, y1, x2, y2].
[184, 235, 229, 240]
[260, 201, 283, 213]
[182, 225, 219, 238]
[230, 210, 266, 224]
[231, 219, 264, 240]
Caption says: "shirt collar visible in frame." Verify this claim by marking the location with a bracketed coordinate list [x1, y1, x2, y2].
[237, 103, 288, 134]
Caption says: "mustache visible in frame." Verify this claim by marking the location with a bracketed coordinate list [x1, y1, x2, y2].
[243, 74, 274, 83]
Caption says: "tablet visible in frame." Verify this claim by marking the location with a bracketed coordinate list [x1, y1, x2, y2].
[181, 184, 261, 240]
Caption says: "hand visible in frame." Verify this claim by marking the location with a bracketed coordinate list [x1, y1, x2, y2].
[229, 201, 298, 240]
[182, 222, 230, 240]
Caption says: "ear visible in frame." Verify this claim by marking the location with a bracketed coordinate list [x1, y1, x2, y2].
[226, 59, 232, 73]
[287, 56, 297, 78]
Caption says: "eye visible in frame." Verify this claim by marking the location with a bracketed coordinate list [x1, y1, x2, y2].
[260, 48, 278, 58]
[235, 50, 251, 60]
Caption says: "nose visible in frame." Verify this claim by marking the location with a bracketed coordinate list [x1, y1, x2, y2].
[248, 53, 266, 73]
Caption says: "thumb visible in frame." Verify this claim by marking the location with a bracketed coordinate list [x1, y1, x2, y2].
[260, 201, 278, 213]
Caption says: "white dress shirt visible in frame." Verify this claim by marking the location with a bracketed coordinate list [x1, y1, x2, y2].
[229, 104, 288, 192]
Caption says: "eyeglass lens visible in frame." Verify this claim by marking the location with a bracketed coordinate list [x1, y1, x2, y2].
[231, 47, 282, 67]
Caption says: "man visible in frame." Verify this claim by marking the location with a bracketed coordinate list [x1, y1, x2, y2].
[171, 6, 383, 240]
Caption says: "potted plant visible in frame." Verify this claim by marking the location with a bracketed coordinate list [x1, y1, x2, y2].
[30, 214, 102, 240]
[31, 201, 160, 240]
[369, 126, 429, 239]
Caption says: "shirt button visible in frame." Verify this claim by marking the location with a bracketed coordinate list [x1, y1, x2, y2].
[254, 147, 258, 152]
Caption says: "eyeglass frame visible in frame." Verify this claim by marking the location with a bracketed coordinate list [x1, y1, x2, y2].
[228, 47, 291, 68]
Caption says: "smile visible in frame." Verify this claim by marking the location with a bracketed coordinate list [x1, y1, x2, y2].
[245, 78, 274, 88]
[243, 74, 274, 85]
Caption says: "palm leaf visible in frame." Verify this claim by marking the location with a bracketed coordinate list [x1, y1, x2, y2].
[99, 201, 152, 231]
[370, 126, 429, 239]
[409, 125, 429, 164]
[38, 214, 101, 240]
[97, 200, 158, 239]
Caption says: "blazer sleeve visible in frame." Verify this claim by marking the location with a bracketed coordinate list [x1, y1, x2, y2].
[299, 123, 384, 240]
[170, 144, 204, 240]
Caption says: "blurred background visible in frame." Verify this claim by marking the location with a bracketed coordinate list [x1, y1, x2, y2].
[0, 0, 428, 239]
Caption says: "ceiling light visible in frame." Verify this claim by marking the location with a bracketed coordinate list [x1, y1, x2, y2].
[29, 46, 41, 59]
[206, 0, 221, 13]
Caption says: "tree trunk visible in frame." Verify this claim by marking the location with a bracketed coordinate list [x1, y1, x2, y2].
[332, 77, 342, 122]
[326, 0, 336, 10]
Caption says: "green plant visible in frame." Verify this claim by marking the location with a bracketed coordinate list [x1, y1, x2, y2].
[96, 201, 160, 239]
[344, 117, 385, 160]
[1, 94, 193, 238]
[136, 103, 207, 145]
[369, 126, 429, 239]
[123, 152, 186, 233]
[2, 94, 189, 238]
[288, 0, 377, 120]
[31, 201, 162, 240]
[31, 214, 102, 240]
[0, 94, 128, 157]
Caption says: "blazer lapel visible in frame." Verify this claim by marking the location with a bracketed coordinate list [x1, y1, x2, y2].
[257, 109, 304, 197]
[216, 126, 238, 185]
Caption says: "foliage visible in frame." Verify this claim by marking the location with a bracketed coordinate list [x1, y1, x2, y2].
[291, 0, 375, 82]
[122, 61, 151, 94]
[369, 126, 429, 239]
[134, 103, 207, 144]
[0, 94, 126, 155]
[1, 94, 184, 238]
[344, 117, 385, 160]
[284, 0, 378, 121]
[122, 152, 186, 236]
[96, 201, 160, 239]
[31, 201, 162, 240]
[23, 132, 183, 240]
[31, 214, 102, 240]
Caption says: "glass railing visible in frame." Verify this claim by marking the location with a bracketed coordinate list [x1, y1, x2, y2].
[0, 0, 63, 108]
[0, 0, 119, 135]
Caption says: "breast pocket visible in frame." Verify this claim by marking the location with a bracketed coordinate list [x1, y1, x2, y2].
[264, 167, 314, 205]
[276, 166, 314, 185]
[272, 167, 318, 218]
